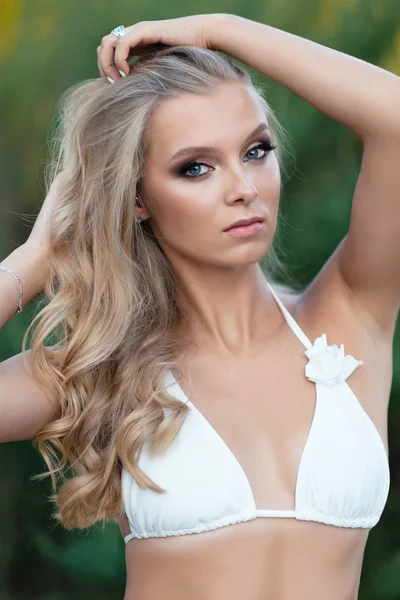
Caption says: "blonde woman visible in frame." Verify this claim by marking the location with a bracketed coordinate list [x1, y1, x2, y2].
[1, 13, 398, 600]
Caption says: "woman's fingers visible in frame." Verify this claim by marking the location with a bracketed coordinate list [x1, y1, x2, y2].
[114, 40, 139, 76]
[96, 45, 105, 78]
[98, 24, 155, 80]
[97, 16, 220, 80]
[99, 33, 122, 81]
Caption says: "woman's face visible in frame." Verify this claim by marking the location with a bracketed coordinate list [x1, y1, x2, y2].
[140, 81, 281, 268]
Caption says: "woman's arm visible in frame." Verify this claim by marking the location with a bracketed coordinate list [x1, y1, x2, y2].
[210, 14, 400, 334]
[210, 14, 400, 142]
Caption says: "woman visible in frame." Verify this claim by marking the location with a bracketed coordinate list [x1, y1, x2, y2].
[0, 12, 398, 600]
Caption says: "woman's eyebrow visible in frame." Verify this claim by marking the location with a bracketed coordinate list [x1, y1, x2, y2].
[167, 122, 270, 164]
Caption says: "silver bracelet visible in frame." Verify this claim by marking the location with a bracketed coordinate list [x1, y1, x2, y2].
[0, 266, 24, 314]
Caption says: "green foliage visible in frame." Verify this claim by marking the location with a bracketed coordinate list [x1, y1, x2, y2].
[0, 0, 399, 597]
[30, 523, 126, 584]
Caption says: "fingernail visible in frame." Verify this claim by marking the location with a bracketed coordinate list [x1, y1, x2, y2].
[107, 76, 115, 84]
[119, 69, 127, 77]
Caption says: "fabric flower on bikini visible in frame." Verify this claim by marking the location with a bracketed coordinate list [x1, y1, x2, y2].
[304, 333, 363, 388]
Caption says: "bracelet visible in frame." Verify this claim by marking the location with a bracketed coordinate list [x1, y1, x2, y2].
[0, 266, 24, 314]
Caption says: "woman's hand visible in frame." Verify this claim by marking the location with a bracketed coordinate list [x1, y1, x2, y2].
[96, 14, 231, 82]
[26, 172, 66, 252]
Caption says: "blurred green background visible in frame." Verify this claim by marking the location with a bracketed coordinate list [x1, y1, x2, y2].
[1, 0, 400, 598]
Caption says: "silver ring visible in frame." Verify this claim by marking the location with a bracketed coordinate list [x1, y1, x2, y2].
[111, 25, 125, 38]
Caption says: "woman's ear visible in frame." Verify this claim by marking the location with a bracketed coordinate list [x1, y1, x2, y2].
[134, 195, 150, 222]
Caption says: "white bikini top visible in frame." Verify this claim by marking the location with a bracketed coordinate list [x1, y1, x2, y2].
[121, 281, 390, 542]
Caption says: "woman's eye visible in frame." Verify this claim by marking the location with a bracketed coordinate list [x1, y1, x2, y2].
[182, 163, 209, 178]
[178, 140, 277, 179]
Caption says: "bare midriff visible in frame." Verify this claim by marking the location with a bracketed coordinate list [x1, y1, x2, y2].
[123, 517, 369, 600]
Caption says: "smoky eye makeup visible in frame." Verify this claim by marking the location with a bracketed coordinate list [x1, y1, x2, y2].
[174, 137, 277, 179]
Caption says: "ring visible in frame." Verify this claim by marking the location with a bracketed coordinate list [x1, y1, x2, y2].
[111, 25, 125, 38]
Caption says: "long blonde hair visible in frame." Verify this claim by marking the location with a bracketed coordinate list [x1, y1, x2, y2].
[25, 45, 294, 532]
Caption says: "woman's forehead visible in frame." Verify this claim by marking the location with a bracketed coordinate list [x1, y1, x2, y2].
[146, 83, 268, 157]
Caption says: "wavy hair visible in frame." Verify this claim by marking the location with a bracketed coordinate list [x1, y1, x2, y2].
[24, 45, 295, 531]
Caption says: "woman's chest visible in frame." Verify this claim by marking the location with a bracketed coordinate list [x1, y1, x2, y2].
[169, 299, 391, 510]
[173, 344, 318, 507]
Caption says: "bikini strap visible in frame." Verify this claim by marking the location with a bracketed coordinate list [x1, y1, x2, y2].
[266, 281, 313, 351]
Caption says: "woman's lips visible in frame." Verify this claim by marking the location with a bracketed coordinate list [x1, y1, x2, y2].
[224, 221, 264, 237]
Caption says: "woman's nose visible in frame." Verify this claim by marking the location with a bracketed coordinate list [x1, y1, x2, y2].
[224, 169, 258, 205]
